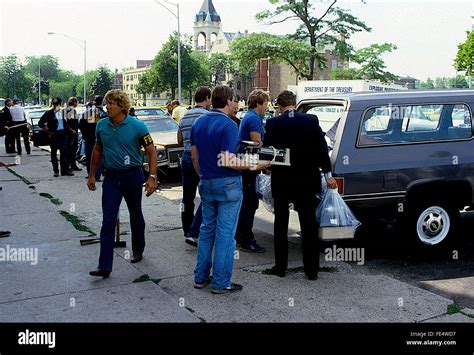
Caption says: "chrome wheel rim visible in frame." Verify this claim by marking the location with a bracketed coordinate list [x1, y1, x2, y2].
[416, 206, 450, 245]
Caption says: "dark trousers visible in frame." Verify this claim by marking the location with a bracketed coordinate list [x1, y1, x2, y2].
[10, 122, 30, 154]
[235, 170, 259, 246]
[273, 195, 320, 277]
[5, 123, 16, 153]
[85, 139, 103, 179]
[67, 132, 79, 169]
[98, 167, 146, 271]
[181, 151, 202, 239]
[49, 130, 69, 174]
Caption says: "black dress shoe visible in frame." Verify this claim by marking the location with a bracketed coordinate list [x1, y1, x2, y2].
[54, 173, 59, 177]
[262, 266, 286, 277]
[89, 269, 111, 278]
[306, 273, 318, 281]
[130, 254, 143, 263]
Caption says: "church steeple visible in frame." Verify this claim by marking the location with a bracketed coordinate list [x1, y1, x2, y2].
[193, 0, 221, 55]
[195, 0, 221, 22]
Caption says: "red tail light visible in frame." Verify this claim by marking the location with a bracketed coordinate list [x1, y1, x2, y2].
[335, 177, 344, 195]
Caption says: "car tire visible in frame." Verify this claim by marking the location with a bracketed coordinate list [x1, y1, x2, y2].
[402, 202, 459, 250]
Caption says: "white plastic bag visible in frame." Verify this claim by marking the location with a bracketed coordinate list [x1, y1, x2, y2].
[316, 188, 360, 228]
[256, 173, 274, 213]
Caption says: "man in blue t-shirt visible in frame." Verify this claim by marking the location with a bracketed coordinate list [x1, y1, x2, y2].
[87, 89, 158, 278]
[190, 85, 269, 294]
[235, 89, 270, 253]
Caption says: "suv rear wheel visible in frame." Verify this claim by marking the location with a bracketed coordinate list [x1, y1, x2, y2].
[405, 203, 459, 248]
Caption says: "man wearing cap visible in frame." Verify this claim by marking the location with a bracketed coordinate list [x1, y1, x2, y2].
[9, 98, 30, 155]
[38, 98, 73, 177]
[88, 89, 157, 278]
[80, 95, 106, 180]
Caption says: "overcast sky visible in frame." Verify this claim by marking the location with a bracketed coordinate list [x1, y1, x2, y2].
[0, 0, 472, 81]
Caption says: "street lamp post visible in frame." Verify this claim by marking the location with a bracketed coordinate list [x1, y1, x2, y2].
[154, 0, 181, 103]
[38, 60, 41, 105]
[48, 32, 87, 103]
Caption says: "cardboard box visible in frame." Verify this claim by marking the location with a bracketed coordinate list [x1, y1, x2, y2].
[318, 227, 355, 241]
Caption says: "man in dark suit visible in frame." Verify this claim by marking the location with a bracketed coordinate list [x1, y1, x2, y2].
[38, 97, 73, 177]
[264, 90, 338, 280]
[2, 99, 15, 153]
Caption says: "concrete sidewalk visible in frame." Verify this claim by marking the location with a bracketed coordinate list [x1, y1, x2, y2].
[0, 142, 472, 323]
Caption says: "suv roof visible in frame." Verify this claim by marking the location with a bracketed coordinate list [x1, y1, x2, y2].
[299, 89, 474, 104]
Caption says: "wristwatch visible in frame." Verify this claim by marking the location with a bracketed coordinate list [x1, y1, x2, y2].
[149, 174, 157, 181]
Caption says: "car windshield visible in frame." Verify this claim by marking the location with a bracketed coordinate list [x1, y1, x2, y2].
[143, 118, 178, 132]
[27, 110, 47, 126]
[135, 108, 167, 117]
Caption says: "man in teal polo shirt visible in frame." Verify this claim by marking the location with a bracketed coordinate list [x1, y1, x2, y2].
[88, 89, 157, 278]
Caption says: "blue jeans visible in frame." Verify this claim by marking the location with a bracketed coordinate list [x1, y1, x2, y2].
[180, 151, 202, 239]
[194, 176, 243, 289]
[98, 167, 146, 271]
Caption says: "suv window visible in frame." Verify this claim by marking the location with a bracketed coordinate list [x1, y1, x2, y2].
[358, 103, 472, 146]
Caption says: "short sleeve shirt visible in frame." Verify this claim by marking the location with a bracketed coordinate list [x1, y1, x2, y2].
[190, 110, 241, 180]
[237, 109, 264, 153]
[95, 115, 153, 170]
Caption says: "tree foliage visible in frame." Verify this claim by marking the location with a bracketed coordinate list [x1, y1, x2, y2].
[255, 0, 371, 80]
[352, 43, 398, 82]
[89, 65, 113, 98]
[230, 33, 314, 79]
[0, 55, 33, 100]
[147, 33, 210, 100]
[454, 31, 474, 76]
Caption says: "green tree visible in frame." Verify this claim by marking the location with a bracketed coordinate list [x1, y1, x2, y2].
[208, 53, 232, 85]
[330, 68, 360, 80]
[448, 75, 469, 88]
[148, 33, 210, 100]
[89, 65, 113, 98]
[25, 55, 60, 81]
[186, 51, 211, 104]
[353, 43, 398, 82]
[256, 0, 371, 80]
[454, 31, 474, 77]
[419, 77, 435, 89]
[0, 55, 33, 100]
[75, 70, 98, 102]
[231, 33, 314, 79]
[434, 77, 448, 89]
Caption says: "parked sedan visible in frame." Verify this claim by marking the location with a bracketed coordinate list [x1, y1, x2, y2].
[26, 109, 49, 146]
[134, 107, 169, 120]
[141, 117, 183, 179]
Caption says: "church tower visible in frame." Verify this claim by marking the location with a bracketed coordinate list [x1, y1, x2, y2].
[193, 0, 221, 55]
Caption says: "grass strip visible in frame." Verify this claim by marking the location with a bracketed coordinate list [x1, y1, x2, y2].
[5, 167, 32, 185]
[39, 192, 62, 205]
[59, 210, 96, 236]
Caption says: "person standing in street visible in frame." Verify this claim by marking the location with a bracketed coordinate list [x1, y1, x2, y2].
[264, 90, 338, 280]
[80, 95, 106, 181]
[177, 86, 211, 247]
[88, 89, 157, 278]
[9, 98, 30, 155]
[235, 89, 270, 253]
[65, 97, 82, 172]
[2, 99, 15, 154]
[170, 100, 188, 123]
[190, 85, 269, 294]
[38, 98, 73, 177]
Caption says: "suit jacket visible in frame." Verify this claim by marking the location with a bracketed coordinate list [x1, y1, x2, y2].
[264, 109, 331, 199]
[38, 108, 70, 133]
[79, 107, 107, 142]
